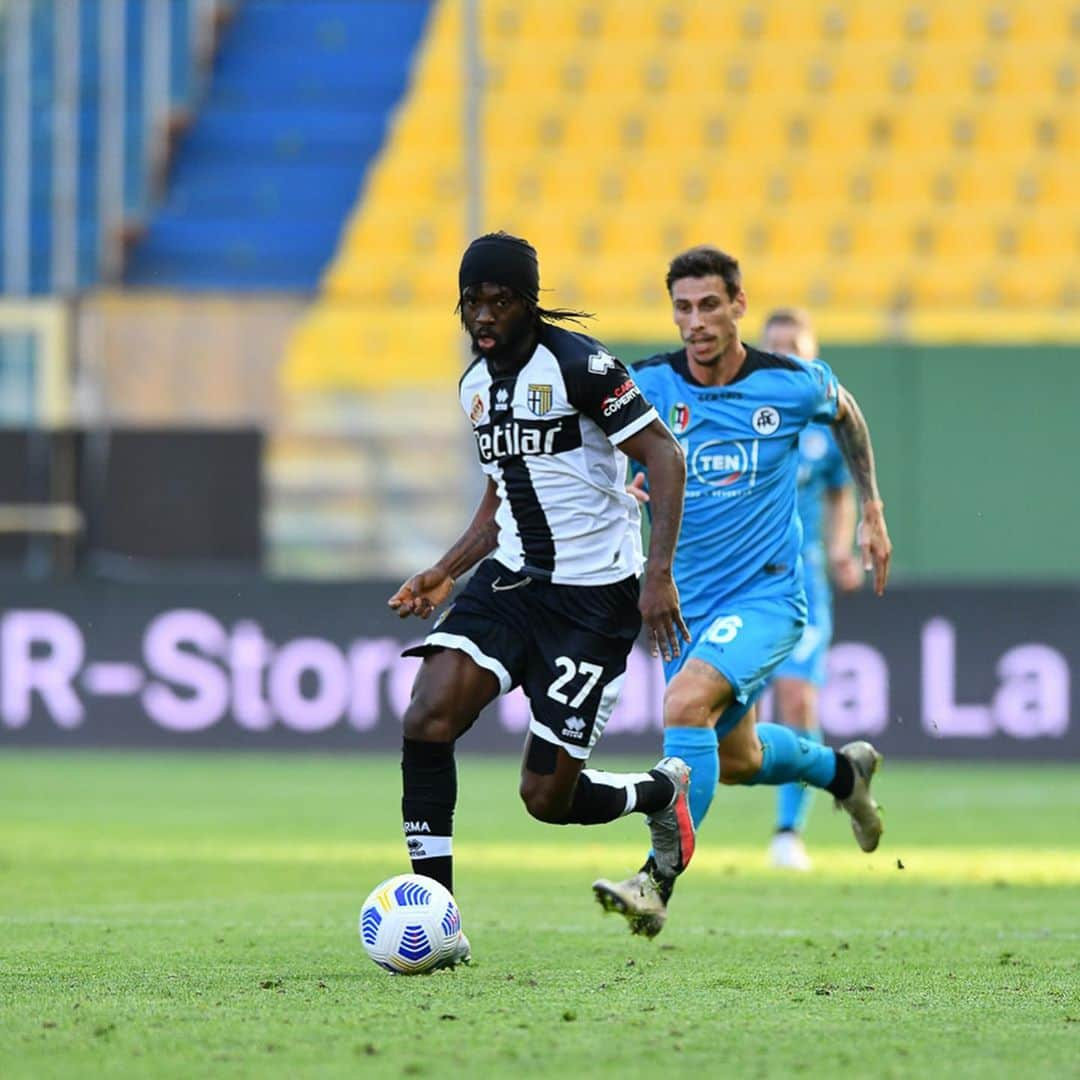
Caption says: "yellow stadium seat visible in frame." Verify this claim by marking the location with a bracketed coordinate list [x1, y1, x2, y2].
[926, 213, 998, 258]
[971, 48, 1070, 97]
[832, 1, 911, 43]
[994, 258, 1078, 305]
[1009, 211, 1080, 258]
[738, 254, 824, 306]
[1029, 159, 1080, 206]
[825, 256, 915, 308]
[911, 4, 989, 43]
[986, 2, 1078, 42]
[946, 164, 1025, 207]
[902, 258, 988, 307]
[481, 1, 600, 45]
[554, 256, 668, 310]
[812, 49, 913, 96]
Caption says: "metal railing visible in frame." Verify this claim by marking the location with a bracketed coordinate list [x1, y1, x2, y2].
[0, 0, 231, 296]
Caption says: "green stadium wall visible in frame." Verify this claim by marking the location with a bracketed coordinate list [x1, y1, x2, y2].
[614, 343, 1080, 582]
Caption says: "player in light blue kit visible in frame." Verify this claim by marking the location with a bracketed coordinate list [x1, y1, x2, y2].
[593, 247, 892, 936]
[761, 308, 863, 872]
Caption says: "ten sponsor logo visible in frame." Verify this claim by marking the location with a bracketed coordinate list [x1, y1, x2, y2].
[691, 439, 752, 488]
[601, 379, 642, 417]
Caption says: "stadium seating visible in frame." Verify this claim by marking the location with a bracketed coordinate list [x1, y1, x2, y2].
[125, 0, 434, 288]
[0, 0, 209, 294]
[285, 0, 1080, 391]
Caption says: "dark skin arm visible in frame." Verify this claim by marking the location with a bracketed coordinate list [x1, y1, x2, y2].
[832, 385, 893, 596]
[388, 478, 499, 619]
[619, 418, 691, 661]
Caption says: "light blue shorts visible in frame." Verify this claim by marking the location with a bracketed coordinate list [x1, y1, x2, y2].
[773, 568, 833, 687]
[664, 594, 806, 739]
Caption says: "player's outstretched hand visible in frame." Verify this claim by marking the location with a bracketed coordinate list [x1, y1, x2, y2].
[639, 568, 691, 662]
[626, 472, 650, 504]
[858, 501, 892, 596]
[388, 567, 455, 620]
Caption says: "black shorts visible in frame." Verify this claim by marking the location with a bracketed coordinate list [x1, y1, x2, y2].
[403, 558, 641, 759]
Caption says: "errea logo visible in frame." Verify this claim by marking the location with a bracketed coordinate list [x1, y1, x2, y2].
[561, 716, 587, 739]
[588, 352, 616, 375]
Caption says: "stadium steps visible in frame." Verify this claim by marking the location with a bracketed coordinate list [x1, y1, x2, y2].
[125, 0, 434, 290]
[265, 389, 465, 577]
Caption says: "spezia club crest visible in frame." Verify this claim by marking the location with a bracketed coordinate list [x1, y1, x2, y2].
[751, 406, 781, 435]
[669, 402, 691, 434]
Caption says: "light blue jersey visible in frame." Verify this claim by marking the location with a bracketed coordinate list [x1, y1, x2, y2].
[633, 345, 840, 729]
[775, 424, 851, 686]
[633, 346, 840, 619]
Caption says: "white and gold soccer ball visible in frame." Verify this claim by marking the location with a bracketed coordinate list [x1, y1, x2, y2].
[358, 874, 462, 974]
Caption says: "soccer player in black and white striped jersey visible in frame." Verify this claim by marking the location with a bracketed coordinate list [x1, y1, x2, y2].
[388, 233, 694, 964]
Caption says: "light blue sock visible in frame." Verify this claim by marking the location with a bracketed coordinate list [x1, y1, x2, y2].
[776, 727, 822, 831]
[749, 722, 837, 790]
[662, 726, 720, 828]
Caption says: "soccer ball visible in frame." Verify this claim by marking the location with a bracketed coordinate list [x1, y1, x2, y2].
[358, 873, 462, 974]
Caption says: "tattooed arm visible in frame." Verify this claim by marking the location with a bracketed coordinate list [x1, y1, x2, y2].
[832, 386, 893, 595]
[388, 479, 499, 619]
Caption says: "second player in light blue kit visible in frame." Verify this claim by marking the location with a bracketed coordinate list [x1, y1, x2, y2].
[593, 247, 893, 936]
[761, 308, 864, 873]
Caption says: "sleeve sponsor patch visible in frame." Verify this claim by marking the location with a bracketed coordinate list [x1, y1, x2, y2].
[601, 379, 642, 417]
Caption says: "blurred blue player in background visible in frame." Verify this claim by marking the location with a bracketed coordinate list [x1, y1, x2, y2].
[761, 308, 864, 872]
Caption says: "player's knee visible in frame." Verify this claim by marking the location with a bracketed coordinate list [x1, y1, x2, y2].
[719, 744, 762, 785]
[662, 683, 716, 729]
[518, 776, 571, 824]
[402, 694, 460, 743]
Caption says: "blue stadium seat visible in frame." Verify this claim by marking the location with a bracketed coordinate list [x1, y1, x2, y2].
[125, 0, 434, 290]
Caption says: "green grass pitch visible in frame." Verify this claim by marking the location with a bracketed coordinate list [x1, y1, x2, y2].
[1, 751, 1078, 1078]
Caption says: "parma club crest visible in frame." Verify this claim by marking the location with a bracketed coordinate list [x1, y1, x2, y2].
[526, 383, 553, 416]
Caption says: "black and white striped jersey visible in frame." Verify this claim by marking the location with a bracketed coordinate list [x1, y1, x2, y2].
[459, 324, 659, 586]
